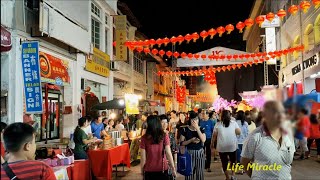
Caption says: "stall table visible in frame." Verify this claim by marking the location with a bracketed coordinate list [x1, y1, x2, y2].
[88, 143, 130, 180]
[53, 160, 90, 180]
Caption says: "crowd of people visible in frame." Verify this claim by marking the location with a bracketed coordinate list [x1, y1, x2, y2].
[0, 101, 319, 180]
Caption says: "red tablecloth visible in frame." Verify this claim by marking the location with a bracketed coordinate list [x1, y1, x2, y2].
[66, 160, 91, 180]
[88, 143, 131, 180]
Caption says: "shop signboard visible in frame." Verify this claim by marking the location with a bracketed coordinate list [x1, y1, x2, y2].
[114, 15, 127, 61]
[21, 41, 43, 113]
[39, 51, 70, 86]
[261, 15, 280, 28]
[1, 26, 12, 52]
[86, 47, 110, 77]
[291, 53, 319, 75]
[124, 94, 139, 114]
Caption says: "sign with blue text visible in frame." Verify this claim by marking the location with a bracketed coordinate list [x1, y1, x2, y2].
[21, 41, 43, 113]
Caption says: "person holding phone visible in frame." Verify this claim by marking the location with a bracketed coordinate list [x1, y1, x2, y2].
[180, 111, 206, 180]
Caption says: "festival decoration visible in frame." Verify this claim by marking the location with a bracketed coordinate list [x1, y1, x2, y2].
[277, 9, 287, 20]
[255, 15, 265, 27]
[159, 50, 165, 57]
[200, 30, 209, 41]
[194, 54, 200, 59]
[300, 1, 311, 13]
[208, 28, 217, 39]
[289, 5, 299, 15]
[187, 53, 193, 59]
[217, 26, 226, 37]
[185, 34, 193, 43]
[136, 46, 143, 53]
[313, 0, 320, 9]
[236, 21, 245, 33]
[156, 38, 163, 47]
[192, 32, 199, 42]
[181, 52, 187, 59]
[188, 92, 214, 103]
[177, 35, 184, 45]
[143, 47, 150, 55]
[266, 12, 275, 22]
[166, 51, 173, 58]
[149, 39, 156, 48]
[152, 49, 158, 55]
[173, 51, 180, 58]
[170, 36, 177, 45]
[245, 18, 254, 29]
[225, 24, 234, 34]
[212, 97, 236, 111]
[163, 37, 170, 46]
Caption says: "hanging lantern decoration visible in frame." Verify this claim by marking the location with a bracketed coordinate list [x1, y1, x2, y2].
[185, 34, 193, 43]
[313, 0, 320, 9]
[170, 36, 178, 45]
[192, 32, 199, 42]
[143, 47, 150, 55]
[233, 54, 239, 59]
[217, 26, 225, 37]
[208, 28, 217, 39]
[152, 49, 158, 55]
[181, 52, 187, 59]
[255, 15, 265, 27]
[245, 18, 254, 29]
[156, 38, 164, 47]
[113, 41, 116, 47]
[159, 50, 165, 57]
[188, 53, 193, 59]
[226, 55, 232, 60]
[136, 46, 143, 53]
[177, 35, 184, 45]
[300, 1, 311, 13]
[289, 5, 299, 15]
[149, 39, 156, 48]
[201, 54, 207, 60]
[166, 51, 173, 58]
[277, 9, 287, 20]
[237, 64, 242, 69]
[194, 54, 200, 59]
[225, 24, 234, 34]
[200, 30, 209, 41]
[143, 40, 150, 47]
[137, 40, 144, 46]
[236, 21, 245, 33]
[208, 55, 214, 60]
[221, 66, 227, 72]
[173, 51, 180, 58]
[163, 37, 170, 46]
[217, 67, 221, 72]
[266, 12, 275, 22]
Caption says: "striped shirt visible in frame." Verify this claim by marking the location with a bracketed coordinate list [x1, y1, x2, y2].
[1, 160, 56, 180]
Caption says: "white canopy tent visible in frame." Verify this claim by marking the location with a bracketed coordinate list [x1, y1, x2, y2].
[177, 46, 251, 67]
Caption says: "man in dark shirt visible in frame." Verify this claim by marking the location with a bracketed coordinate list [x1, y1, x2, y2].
[1, 123, 56, 180]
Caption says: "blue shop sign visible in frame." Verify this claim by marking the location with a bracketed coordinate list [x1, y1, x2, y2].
[21, 41, 43, 113]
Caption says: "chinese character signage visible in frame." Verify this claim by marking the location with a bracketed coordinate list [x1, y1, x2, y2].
[115, 15, 127, 61]
[21, 41, 43, 113]
[124, 94, 139, 114]
[86, 47, 110, 77]
[39, 51, 70, 86]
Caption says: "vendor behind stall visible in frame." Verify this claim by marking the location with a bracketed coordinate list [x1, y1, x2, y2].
[74, 117, 95, 160]
[91, 115, 107, 139]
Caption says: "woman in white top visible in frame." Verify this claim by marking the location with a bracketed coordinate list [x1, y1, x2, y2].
[212, 110, 241, 180]
[115, 118, 125, 131]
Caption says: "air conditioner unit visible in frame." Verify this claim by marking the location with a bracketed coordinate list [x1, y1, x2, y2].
[110, 61, 119, 71]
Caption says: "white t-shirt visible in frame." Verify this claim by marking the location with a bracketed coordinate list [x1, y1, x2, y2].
[214, 121, 240, 152]
[115, 124, 125, 131]
[84, 125, 92, 135]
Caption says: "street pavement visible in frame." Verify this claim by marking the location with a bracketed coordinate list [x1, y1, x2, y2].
[117, 153, 320, 180]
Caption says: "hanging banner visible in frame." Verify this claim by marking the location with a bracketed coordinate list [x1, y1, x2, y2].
[21, 41, 43, 113]
[39, 51, 70, 86]
[114, 15, 127, 61]
[265, 28, 277, 65]
[124, 94, 139, 114]
[86, 47, 110, 77]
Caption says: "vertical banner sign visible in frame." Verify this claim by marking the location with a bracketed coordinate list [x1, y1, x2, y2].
[265, 28, 277, 65]
[124, 94, 139, 114]
[115, 15, 127, 61]
[21, 42, 43, 113]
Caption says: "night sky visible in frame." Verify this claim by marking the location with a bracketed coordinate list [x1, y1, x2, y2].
[121, 0, 274, 101]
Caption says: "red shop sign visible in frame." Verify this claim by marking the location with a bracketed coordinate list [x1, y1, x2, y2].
[1, 26, 12, 52]
[39, 51, 70, 86]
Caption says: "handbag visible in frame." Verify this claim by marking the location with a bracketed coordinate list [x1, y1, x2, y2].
[177, 146, 192, 176]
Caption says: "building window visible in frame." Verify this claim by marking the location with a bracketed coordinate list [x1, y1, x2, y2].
[134, 53, 144, 74]
[91, 18, 100, 49]
[91, 2, 100, 18]
[105, 14, 109, 25]
[105, 29, 108, 53]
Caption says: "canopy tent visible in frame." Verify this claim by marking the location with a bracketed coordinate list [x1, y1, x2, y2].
[284, 93, 320, 108]
[177, 46, 248, 67]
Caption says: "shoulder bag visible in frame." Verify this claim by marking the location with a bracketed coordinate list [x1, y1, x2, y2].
[2, 162, 20, 180]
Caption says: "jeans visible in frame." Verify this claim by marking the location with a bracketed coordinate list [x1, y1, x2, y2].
[203, 139, 212, 169]
[236, 144, 243, 163]
[307, 138, 320, 155]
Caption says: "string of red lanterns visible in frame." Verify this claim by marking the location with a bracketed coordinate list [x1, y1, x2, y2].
[134, 45, 304, 61]
[113, 1, 319, 48]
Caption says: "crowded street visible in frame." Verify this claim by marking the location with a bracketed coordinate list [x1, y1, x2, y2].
[1, 0, 320, 180]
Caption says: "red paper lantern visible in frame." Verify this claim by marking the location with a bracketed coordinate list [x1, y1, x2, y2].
[226, 55, 232, 60]
[300, 1, 311, 13]
[254, 59, 259, 64]
[220, 55, 226, 60]
[236, 21, 245, 33]
[277, 9, 287, 20]
[201, 54, 207, 60]
[243, 62, 248, 67]
[188, 53, 193, 59]
[245, 18, 254, 29]
[232, 64, 237, 70]
[163, 37, 170, 46]
[266, 12, 275, 22]
[159, 50, 165, 57]
[225, 24, 234, 34]
[143, 47, 150, 55]
[149, 39, 156, 48]
[192, 32, 199, 42]
[283, 49, 289, 55]
[233, 54, 239, 59]
[226, 65, 231, 71]
[152, 49, 158, 55]
[185, 34, 193, 43]
[136, 46, 143, 53]
[137, 40, 144, 46]
[313, 0, 320, 9]
[200, 30, 209, 42]
[156, 38, 164, 47]
[124, 41, 131, 47]
[217, 26, 225, 37]
[181, 52, 187, 59]
[143, 40, 150, 47]
[177, 35, 184, 45]
[194, 54, 200, 59]
[289, 5, 299, 15]
[244, 54, 250, 59]
[170, 36, 177, 45]
[113, 41, 116, 47]
[208, 28, 217, 39]
[256, 52, 262, 57]
[166, 51, 173, 58]
[239, 54, 244, 59]
[173, 51, 180, 58]
[255, 15, 265, 27]
[251, 53, 256, 58]
[259, 58, 265, 63]
[222, 66, 227, 72]
[217, 67, 221, 72]
[208, 55, 214, 60]
[248, 61, 253, 66]
[237, 64, 242, 69]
